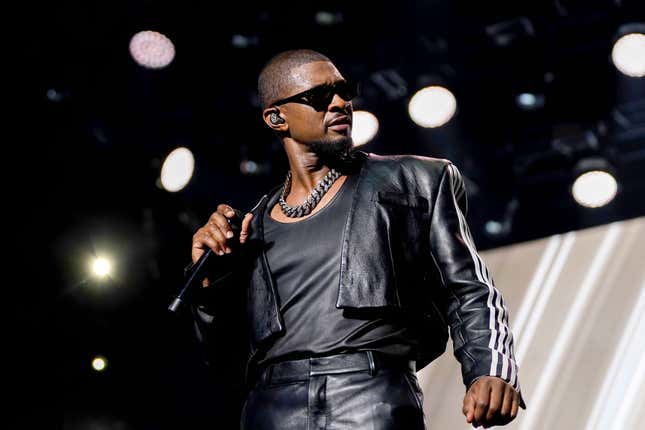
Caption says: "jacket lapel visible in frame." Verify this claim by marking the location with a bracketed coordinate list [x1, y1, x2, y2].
[337, 152, 401, 308]
[245, 186, 284, 346]
[245, 150, 389, 346]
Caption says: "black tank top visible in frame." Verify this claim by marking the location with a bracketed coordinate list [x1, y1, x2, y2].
[256, 173, 418, 368]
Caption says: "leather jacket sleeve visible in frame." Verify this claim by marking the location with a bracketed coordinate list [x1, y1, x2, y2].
[429, 162, 526, 409]
[187, 262, 235, 367]
[184, 252, 248, 368]
[187, 262, 252, 400]
[183, 263, 251, 416]
[180, 260, 217, 366]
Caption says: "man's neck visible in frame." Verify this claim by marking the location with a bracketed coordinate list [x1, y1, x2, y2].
[283, 141, 331, 192]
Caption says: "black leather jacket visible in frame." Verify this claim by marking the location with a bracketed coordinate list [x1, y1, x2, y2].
[191, 150, 525, 408]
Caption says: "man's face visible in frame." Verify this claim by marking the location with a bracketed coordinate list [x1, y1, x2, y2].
[277, 61, 354, 157]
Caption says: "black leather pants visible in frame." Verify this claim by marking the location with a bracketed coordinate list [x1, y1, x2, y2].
[240, 350, 426, 430]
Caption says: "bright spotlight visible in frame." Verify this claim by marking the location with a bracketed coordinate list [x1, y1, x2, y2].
[92, 356, 108, 372]
[351, 110, 379, 146]
[612, 32, 645, 78]
[572, 170, 618, 208]
[129, 30, 176, 69]
[160, 147, 195, 192]
[408, 86, 457, 128]
[91, 257, 112, 278]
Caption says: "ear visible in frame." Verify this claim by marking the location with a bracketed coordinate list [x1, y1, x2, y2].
[263, 108, 288, 132]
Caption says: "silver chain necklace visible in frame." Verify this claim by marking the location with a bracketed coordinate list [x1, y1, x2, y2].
[278, 168, 341, 218]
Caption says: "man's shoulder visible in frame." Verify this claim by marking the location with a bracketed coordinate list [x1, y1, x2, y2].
[362, 151, 452, 177]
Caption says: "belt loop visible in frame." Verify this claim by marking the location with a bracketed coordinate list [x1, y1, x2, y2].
[366, 350, 376, 376]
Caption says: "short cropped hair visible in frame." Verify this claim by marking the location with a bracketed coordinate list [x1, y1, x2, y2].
[257, 49, 331, 109]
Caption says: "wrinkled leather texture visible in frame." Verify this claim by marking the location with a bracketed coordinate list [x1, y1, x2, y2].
[191, 151, 526, 409]
[240, 367, 426, 430]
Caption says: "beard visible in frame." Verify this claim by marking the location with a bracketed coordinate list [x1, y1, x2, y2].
[308, 135, 359, 172]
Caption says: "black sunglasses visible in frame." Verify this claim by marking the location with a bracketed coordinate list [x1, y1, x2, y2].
[272, 80, 359, 111]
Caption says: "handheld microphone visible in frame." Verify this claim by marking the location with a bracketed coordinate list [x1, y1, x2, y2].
[168, 213, 242, 313]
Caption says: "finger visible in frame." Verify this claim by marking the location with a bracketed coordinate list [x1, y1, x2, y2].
[192, 230, 209, 262]
[239, 213, 253, 244]
[192, 245, 205, 264]
[485, 381, 503, 423]
[499, 383, 513, 420]
[217, 204, 236, 218]
[192, 231, 223, 261]
[473, 381, 491, 423]
[463, 389, 476, 423]
[206, 224, 231, 253]
[511, 390, 519, 419]
[200, 230, 225, 255]
[209, 212, 235, 239]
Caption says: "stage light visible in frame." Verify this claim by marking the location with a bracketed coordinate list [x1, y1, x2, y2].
[240, 159, 263, 175]
[231, 34, 258, 48]
[408, 86, 457, 128]
[129, 30, 175, 69]
[572, 171, 617, 208]
[241, 160, 258, 174]
[351, 110, 379, 146]
[92, 356, 108, 372]
[612, 33, 645, 78]
[611, 24, 645, 77]
[315, 11, 343, 26]
[160, 147, 194, 192]
[518, 93, 536, 106]
[46, 88, 65, 103]
[571, 158, 618, 208]
[91, 256, 112, 278]
[485, 220, 503, 235]
[516, 92, 545, 110]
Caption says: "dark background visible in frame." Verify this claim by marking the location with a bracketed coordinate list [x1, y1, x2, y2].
[11, 1, 645, 428]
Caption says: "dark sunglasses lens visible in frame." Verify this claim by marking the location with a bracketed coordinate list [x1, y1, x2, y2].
[306, 87, 334, 110]
[308, 82, 358, 109]
[337, 81, 358, 100]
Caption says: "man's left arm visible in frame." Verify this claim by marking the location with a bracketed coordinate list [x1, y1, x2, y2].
[428, 161, 526, 427]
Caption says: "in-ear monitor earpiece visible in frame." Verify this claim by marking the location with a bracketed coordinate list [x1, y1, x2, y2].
[270, 112, 284, 125]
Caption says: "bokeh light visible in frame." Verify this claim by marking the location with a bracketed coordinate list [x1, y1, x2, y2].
[92, 356, 108, 372]
[160, 147, 195, 192]
[129, 31, 176, 69]
[351, 110, 379, 146]
[572, 170, 618, 208]
[91, 256, 112, 278]
[408, 86, 457, 128]
[612, 32, 645, 78]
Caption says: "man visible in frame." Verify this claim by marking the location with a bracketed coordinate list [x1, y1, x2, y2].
[187, 49, 526, 429]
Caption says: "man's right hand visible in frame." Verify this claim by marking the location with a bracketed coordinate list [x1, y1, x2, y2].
[191, 204, 254, 286]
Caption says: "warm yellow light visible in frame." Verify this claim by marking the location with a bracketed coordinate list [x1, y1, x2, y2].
[91, 257, 112, 278]
[92, 356, 107, 372]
